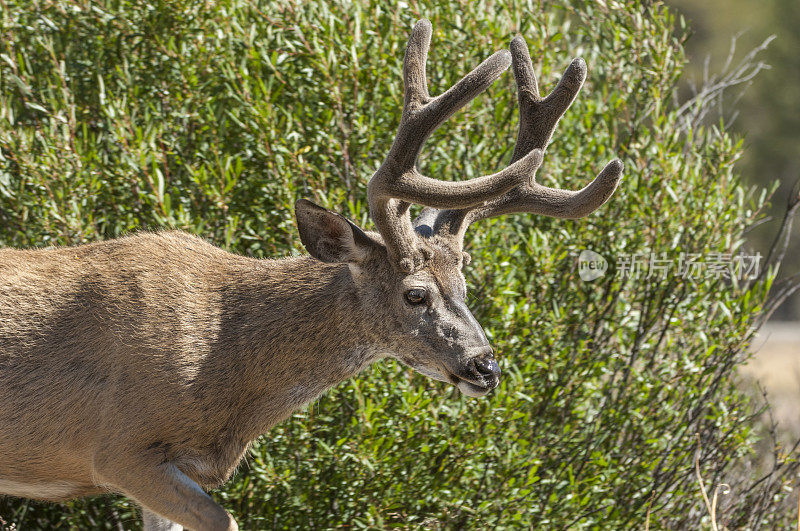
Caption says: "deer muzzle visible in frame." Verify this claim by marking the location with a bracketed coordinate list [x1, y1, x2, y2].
[445, 347, 501, 397]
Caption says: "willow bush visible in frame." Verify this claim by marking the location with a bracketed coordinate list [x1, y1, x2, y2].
[1, 1, 797, 529]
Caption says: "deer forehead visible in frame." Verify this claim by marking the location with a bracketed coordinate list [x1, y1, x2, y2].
[401, 261, 466, 301]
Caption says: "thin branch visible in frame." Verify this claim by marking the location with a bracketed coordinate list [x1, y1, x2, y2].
[757, 272, 800, 326]
[675, 35, 775, 132]
[743, 215, 774, 235]
[758, 178, 800, 282]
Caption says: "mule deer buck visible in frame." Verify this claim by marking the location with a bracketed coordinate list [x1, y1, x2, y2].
[0, 20, 622, 530]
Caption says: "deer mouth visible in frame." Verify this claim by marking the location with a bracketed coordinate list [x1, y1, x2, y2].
[452, 376, 495, 396]
[396, 355, 499, 396]
[445, 357, 501, 397]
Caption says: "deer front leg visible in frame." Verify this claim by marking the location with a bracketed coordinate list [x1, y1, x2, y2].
[95, 457, 237, 531]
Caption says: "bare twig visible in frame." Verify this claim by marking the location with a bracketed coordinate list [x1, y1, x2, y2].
[743, 215, 775, 235]
[696, 434, 715, 529]
[675, 35, 775, 132]
[758, 178, 800, 279]
[712, 483, 731, 530]
[757, 271, 800, 326]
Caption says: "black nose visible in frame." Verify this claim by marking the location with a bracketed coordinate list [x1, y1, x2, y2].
[474, 356, 501, 378]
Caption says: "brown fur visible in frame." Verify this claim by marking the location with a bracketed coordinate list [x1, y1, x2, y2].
[1, 229, 384, 479]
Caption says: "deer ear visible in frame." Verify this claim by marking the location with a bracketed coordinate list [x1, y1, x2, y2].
[295, 199, 375, 263]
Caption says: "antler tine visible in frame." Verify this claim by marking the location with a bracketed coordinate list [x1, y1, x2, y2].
[391, 19, 513, 169]
[464, 159, 624, 224]
[415, 35, 623, 241]
[369, 19, 547, 272]
[509, 35, 587, 161]
[466, 35, 623, 223]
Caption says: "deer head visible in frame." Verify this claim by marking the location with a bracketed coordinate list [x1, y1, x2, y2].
[296, 19, 623, 397]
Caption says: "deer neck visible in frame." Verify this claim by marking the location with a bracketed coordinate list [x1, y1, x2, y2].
[212, 256, 379, 439]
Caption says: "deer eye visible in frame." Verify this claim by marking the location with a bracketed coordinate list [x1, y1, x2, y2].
[405, 288, 427, 305]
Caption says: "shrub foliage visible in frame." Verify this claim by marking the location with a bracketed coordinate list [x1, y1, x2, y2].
[0, 0, 796, 528]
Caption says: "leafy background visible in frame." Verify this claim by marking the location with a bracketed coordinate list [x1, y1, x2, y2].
[1, 0, 797, 529]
